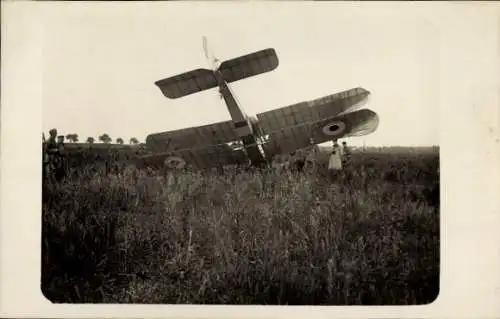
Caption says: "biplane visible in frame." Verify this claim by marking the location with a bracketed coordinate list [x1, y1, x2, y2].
[138, 37, 379, 170]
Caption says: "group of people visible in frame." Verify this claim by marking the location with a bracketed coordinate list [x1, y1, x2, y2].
[287, 139, 352, 173]
[328, 140, 352, 171]
[43, 128, 66, 182]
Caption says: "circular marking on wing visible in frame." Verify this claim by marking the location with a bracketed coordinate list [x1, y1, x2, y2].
[322, 121, 346, 137]
[164, 156, 186, 169]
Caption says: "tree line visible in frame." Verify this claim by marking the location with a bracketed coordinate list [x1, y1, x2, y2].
[62, 133, 140, 145]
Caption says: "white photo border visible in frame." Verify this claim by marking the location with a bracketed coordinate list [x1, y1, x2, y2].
[1, 1, 499, 318]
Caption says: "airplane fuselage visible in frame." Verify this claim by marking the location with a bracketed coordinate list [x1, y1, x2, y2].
[212, 69, 268, 166]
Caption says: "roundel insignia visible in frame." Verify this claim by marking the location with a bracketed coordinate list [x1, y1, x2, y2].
[164, 156, 186, 169]
[322, 121, 346, 137]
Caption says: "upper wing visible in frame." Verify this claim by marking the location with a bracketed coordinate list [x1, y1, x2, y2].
[256, 87, 370, 134]
[263, 109, 379, 157]
[136, 143, 248, 169]
[146, 120, 240, 153]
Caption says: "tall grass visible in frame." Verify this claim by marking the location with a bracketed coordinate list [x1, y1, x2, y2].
[41, 147, 439, 305]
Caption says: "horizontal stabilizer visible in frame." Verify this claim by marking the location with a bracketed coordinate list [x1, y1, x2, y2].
[155, 68, 218, 99]
[219, 48, 279, 83]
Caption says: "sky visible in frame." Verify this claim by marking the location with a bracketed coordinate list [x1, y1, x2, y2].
[41, 2, 440, 146]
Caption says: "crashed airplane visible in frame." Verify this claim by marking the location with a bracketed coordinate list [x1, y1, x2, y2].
[138, 37, 379, 170]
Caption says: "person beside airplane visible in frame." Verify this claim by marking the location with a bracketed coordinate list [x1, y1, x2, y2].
[283, 139, 351, 174]
[303, 138, 318, 172]
[327, 139, 353, 177]
[328, 140, 343, 172]
[341, 141, 352, 166]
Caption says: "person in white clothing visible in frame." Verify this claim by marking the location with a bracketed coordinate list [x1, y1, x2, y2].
[328, 140, 343, 171]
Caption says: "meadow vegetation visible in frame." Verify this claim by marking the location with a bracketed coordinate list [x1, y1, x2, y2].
[42, 146, 439, 305]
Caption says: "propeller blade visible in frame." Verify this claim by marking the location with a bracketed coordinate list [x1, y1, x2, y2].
[202, 36, 220, 70]
[202, 36, 210, 61]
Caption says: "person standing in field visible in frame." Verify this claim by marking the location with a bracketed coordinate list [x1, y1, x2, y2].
[43, 129, 60, 181]
[328, 140, 343, 179]
[304, 138, 317, 173]
[44, 133, 66, 182]
[57, 135, 66, 154]
[341, 141, 352, 166]
[341, 140, 353, 183]
[46, 129, 58, 154]
[54, 135, 67, 181]
[332, 140, 342, 158]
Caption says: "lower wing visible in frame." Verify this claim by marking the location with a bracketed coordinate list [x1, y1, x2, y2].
[146, 120, 240, 153]
[263, 109, 379, 157]
[136, 143, 248, 170]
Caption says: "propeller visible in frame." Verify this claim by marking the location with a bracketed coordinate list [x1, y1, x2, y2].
[202, 36, 223, 99]
[202, 36, 221, 70]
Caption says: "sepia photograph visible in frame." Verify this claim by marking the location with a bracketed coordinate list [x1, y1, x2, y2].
[40, 3, 440, 305]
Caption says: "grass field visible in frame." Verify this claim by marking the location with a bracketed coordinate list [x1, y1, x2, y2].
[41, 146, 439, 305]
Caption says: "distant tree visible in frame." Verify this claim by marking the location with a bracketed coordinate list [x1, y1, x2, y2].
[86, 137, 95, 144]
[65, 134, 79, 143]
[129, 137, 139, 145]
[98, 133, 112, 144]
[116, 137, 124, 145]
